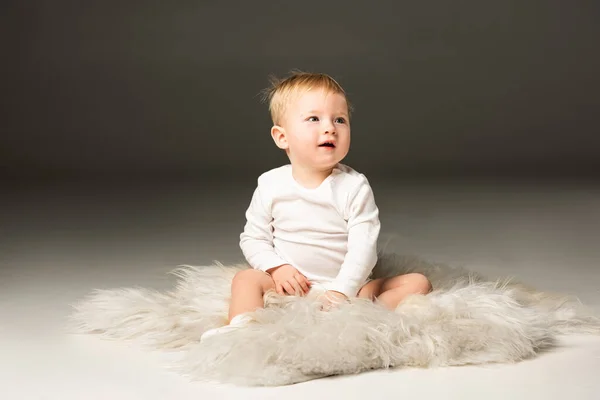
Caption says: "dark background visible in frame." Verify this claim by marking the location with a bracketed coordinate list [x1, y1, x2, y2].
[2, 1, 599, 184]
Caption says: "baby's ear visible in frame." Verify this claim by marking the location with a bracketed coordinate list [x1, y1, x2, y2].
[271, 125, 288, 150]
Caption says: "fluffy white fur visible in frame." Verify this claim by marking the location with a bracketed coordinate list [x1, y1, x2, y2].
[68, 253, 600, 386]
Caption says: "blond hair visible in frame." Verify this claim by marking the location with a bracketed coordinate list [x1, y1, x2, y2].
[261, 70, 352, 125]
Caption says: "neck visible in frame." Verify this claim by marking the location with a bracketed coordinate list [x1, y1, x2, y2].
[291, 164, 335, 189]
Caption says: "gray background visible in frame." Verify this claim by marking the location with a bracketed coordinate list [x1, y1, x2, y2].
[2, 1, 599, 183]
[2, 4, 600, 396]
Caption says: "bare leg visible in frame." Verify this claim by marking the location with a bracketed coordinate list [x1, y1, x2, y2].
[358, 273, 432, 310]
[200, 269, 276, 341]
[228, 269, 276, 322]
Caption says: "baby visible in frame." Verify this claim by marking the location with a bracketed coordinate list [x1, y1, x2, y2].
[201, 71, 431, 341]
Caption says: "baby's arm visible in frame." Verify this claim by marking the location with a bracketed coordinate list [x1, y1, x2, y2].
[324, 177, 380, 298]
[239, 184, 288, 272]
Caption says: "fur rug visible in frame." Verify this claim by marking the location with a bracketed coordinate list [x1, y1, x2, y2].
[68, 253, 600, 386]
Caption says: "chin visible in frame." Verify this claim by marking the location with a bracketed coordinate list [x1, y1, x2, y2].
[325, 161, 344, 170]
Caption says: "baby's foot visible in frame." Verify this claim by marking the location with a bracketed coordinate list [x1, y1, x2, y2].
[200, 313, 255, 342]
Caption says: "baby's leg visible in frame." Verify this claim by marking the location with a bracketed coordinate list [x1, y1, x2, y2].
[358, 273, 432, 310]
[229, 269, 276, 322]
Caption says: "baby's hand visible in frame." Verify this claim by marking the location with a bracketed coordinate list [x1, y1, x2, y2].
[267, 264, 311, 296]
[318, 290, 349, 311]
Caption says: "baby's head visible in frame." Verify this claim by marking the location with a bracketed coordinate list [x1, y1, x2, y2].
[261, 71, 353, 172]
[262, 70, 352, 126]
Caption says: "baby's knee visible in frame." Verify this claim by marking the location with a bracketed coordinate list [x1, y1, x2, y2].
[232, 268, 273, 290]
[408, 273, 432, 294]
[232, 268, 262, 284]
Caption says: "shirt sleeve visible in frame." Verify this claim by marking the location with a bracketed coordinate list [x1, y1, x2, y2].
[239, 182, 289, 272]
[323, 177, 380, 297]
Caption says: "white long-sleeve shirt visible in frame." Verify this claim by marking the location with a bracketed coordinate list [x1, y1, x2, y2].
[239, 163, 380, 298]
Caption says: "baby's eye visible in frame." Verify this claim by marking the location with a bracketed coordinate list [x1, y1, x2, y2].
[307, 116, 319, 122]
[335, 117, 346, 124]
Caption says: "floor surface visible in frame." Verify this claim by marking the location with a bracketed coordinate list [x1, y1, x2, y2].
[2, 177, 599, 399]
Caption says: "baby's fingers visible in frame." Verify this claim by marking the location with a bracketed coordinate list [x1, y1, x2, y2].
[294, 275, 310, 294]
[302, 275, 311, 287]
[275, 282, 284, 295]
[282, 281, 298, 296]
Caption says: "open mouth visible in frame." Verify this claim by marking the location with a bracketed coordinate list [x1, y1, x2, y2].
[318, 141, 336, 148]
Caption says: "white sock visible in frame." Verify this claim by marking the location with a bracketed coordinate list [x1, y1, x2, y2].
[229, 313, 254, 326]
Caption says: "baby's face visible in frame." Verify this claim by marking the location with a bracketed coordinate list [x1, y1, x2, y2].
[279, 88, 350, 172]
